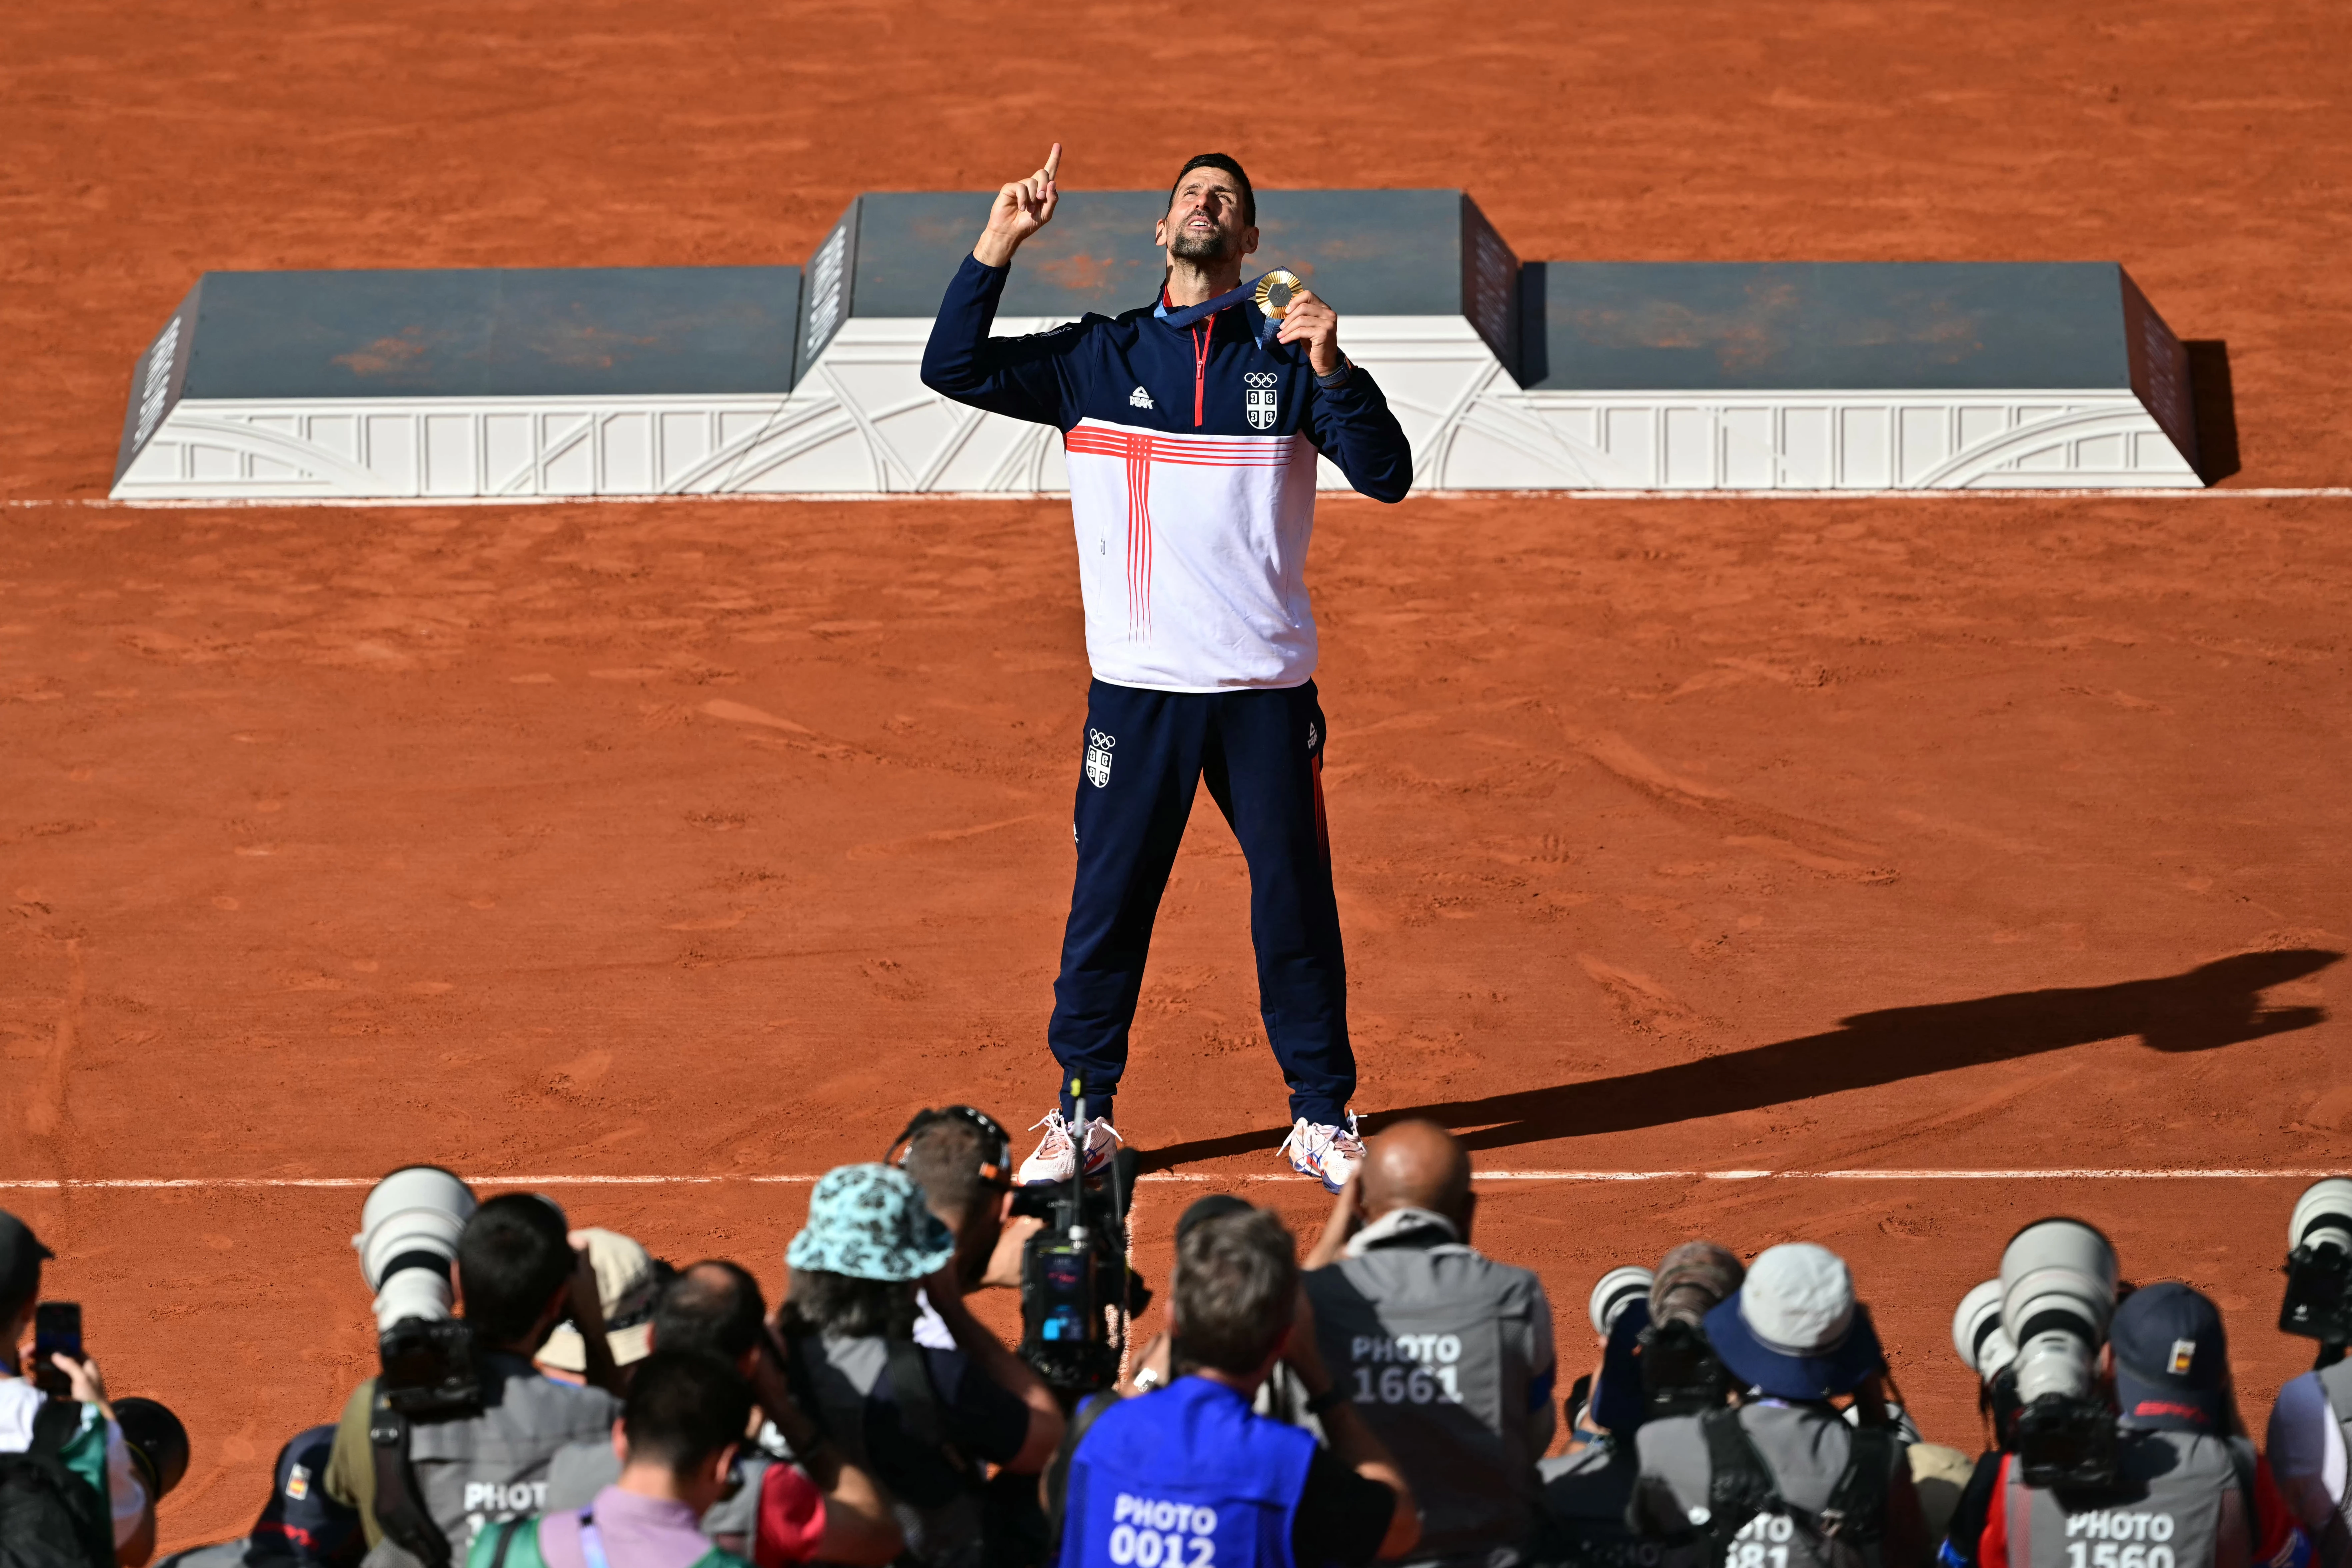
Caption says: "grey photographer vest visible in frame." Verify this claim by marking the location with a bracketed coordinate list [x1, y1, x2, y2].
[1632, 1404, 1902, 1568]
[350, 1355, 621, 1568]
[1305, 1223, 1550, 1566]
[2003, 1430, 2242, 1568]
[793, 1334, 985, 1568]
[2306, 1362, 2352, 1563]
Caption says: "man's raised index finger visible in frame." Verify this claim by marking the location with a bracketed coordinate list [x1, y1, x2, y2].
[1043, 143, 1062, 180]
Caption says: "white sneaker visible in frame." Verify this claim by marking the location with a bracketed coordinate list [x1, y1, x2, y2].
[1281, 1114, 1364, 1193]
[1017, 1109, 1123, 1185]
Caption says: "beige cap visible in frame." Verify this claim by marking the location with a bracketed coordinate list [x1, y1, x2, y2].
[538, 1227, 661, 1371]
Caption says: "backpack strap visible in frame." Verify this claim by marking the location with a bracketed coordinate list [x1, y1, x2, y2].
[1043, 1392, 1123, 1565]
[1697, 1407, 1784, 1563]
[788, 1334, 867, 1465]
[1814, 1425, 1894, 1550]
[2226, 1436, 2264, 1562]
[368, 1392, 452, 1568]
[28, 1396, 85, 1459]
[884, 1339, 945, 1452]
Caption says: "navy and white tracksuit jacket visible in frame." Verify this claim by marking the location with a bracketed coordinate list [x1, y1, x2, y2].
[921, 254, 1413, 1127]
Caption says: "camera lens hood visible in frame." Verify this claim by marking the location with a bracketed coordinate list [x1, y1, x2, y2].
[354, 1166, 477, 1332]
[2290, 1178, 2352, 1255]
[2000, 1217, 2116, 1407]
[1952, 1278, 2015, 1377]
[1589, 1265, 1655, 1336]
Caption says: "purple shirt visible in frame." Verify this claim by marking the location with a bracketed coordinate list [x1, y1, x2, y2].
[536, 1486, 715, 1568]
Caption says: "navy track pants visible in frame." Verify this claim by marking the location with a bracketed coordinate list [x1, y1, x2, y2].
[1049, 679, 1354, 1127]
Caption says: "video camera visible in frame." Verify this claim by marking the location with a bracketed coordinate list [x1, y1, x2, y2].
[1999, 1217, 2119, 1488]
[1010, 1080, 1152, 1400]
[2279, 1178, 2352, 1354]
[353, 1166, 482, 1419]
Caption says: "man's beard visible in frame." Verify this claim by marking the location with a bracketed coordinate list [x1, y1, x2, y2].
[1169, 224, 1235, 263]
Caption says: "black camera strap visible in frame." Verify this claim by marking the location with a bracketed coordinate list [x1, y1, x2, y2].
[1697, 1406, 1785, 1555]
[368, 1392, 451, 1568]
[1691, 1409, 1891, 1567]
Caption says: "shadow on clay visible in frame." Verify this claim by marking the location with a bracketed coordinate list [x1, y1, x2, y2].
[1136, 947, 2339, 1169]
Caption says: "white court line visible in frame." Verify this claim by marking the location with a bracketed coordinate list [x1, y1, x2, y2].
[0, 1168, 2336, 1191]
[4, 488, 2351, 510]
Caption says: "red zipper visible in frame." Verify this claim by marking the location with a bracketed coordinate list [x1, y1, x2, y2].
[1190, 318, 1213, 428]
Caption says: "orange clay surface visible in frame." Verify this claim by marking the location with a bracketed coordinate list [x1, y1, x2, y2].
[4, 0, 2351, 1551]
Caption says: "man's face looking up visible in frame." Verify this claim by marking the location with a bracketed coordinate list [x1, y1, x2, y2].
[1157, 169, 1258, 267]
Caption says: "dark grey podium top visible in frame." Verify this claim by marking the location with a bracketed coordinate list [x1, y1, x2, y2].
[1522, 261, 2147, 391]
[162, 267, 805, 400]
[797, 189, 1521, 379]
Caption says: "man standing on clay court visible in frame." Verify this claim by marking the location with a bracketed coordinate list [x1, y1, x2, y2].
[921, 146, 1412, 1192]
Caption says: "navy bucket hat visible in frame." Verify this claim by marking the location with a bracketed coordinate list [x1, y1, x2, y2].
[1704, 1242, 1886, 1401]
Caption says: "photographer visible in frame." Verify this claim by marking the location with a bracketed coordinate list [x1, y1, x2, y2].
[467, 1351, 759, 1568]
[2267, 1361, 2352, 1566]
[1537, 1243, 1743, 1568]
[895, 1108, 1033, 1350]
[1972, 1283, 2304, 1568]
[2266, 1178, 2352, 1568]
[779, 1165, 1063, 1568]
[1297, 1119, 1554, 1568]
[544, 1261, 901, 1567]
[1628, 1243, 1929, 1568]
[323, 1194, 626, 1567]
[157, 1427, 364, 1568]
[1050, 1206, 1420, 1568]
[0, 1210, 157, 1568]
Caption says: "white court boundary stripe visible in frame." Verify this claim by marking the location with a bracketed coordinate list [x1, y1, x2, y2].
[0, 1168, 2337, 1191]
[5, 488, 2352, 510]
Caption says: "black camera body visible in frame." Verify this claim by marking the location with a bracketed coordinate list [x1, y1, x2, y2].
[1010, 1152, 1150, 1400]
[1637, 1318, 1732, 1419]
[377, 1316, 482, 1419]
[2013, 1392, 2119, 1489]
[2280, 1243, 2352, 1344]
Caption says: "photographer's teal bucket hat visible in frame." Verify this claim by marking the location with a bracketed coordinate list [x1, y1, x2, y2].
[787, 1163, 956, 1281]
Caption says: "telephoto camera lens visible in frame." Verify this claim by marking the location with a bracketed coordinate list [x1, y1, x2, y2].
[354, 1166, 476, 1332]
[1952, 1278, 2016, 1379]
[2280, 1177, 2352, 1343]
[2000, 1217, 2120, 1486]
[111, 1397, 190, 1501]
[355, 1166, 485, 1417]
[1589, 1266, 1655, 1336]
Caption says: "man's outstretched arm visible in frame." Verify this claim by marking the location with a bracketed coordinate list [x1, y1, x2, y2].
[920, 143, 1078, 427]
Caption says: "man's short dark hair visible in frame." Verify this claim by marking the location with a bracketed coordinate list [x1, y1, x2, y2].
[622, 1351, 753, 1477]
[458, 1194, 574, 1347]
[654, 1260, 767, 1362]
[1173, 1208, 1297, 1376]
[903, 1117, 992, 1224]
[1168, 153, 1255, 227]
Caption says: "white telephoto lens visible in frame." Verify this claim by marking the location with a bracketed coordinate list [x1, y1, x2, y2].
[1589, 1266, 1656, 1336]
[2000, 1218, 2117, 1405]
[354, 1166, 477, 1332]
[2290, 1178, 2352, 1256]
[1952, 1278, 2015, 1377]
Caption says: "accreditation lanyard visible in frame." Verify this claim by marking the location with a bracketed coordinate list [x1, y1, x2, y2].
[578, 1513, 611, 1568]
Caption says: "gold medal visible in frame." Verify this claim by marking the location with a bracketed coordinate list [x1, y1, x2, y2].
[1253, 269, 1307, 319]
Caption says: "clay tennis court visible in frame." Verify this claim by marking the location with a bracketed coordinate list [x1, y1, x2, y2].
[5, 0, 2350, 1549]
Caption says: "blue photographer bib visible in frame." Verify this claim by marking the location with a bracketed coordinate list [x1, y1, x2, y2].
[1058, 1377, 1317, 1568]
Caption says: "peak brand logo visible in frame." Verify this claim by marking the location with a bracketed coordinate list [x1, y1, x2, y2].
[1243, 371, 1278, 431]
[1128, 386, 1155, 410]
